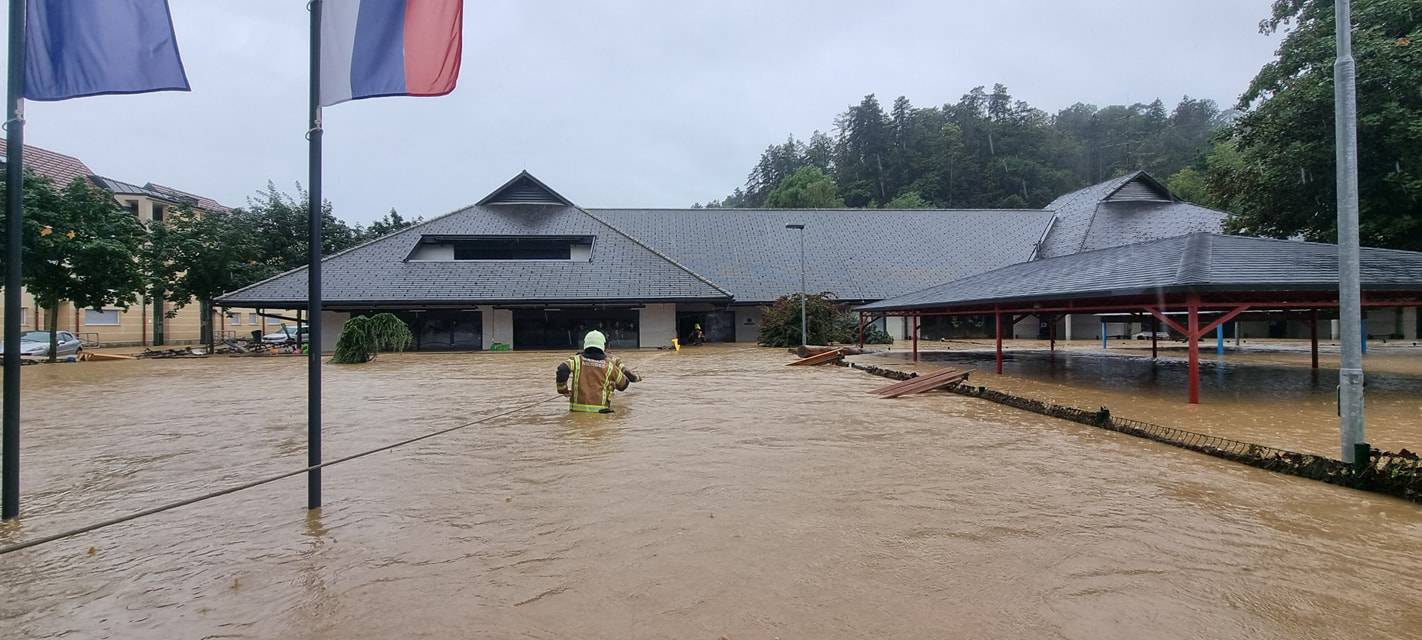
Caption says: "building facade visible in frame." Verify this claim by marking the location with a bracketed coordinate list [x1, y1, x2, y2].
[219, 170, 1420, 350]
[0, 141, 235, 347]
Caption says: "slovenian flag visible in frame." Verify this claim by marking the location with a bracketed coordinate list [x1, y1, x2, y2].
[320, 0, 463, 107]
[24, 0, 190, 101]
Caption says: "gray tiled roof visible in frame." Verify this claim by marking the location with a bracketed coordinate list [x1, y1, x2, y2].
[591, 208, 1055, 303]
[1036, 171, 1225, 259]
[217, 203, 731, 307]
[861, 233, 1422, 311]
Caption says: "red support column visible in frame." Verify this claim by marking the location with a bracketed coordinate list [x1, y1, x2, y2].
[912, 315, 919, 362]
[1187, 294, 1201, 404]
[1310, 308, 1319, 369]
[994, 305, 1003, 374]
[1151, 316, 1158, 360]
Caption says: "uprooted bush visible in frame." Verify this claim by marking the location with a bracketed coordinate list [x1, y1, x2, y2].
[758, 293, 892, 347]
[331, 313, 413, 363]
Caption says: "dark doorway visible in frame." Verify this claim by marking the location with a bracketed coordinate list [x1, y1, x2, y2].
[512, 309, 639, 350]
[378, 310, 482, 351]
[677, 310, 734, 343]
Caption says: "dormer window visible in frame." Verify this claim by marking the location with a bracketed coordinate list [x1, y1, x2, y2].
[408, 235, 594, 262]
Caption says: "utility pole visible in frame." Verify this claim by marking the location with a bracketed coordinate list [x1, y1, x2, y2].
[1334, 0, 1366, 463]
[786, 224, 806, 346]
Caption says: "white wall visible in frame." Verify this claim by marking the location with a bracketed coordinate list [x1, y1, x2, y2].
[320, 311, 350, 353]
[480, 306, 513, 349]
[884, 316, 907, 340]
[734, 306, 764, 343]
[1067, 314, 1102, 340]
[1012, 315, 1036, 339]
[639, 303, 677, 349]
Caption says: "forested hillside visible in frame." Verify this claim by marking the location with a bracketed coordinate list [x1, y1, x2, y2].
[700, 85, 1231, 210]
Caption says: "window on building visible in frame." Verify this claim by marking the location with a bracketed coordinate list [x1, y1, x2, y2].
[409, 235, 594, 261]
[226, 311, 241, 325]
[248, 313, 259, 326]
[19, 307, 27, 326]
[126, 200, 139, 218]
[84, 308, 121, 325]
[267, 316, 282, 325]
[152, 205, 166, 222]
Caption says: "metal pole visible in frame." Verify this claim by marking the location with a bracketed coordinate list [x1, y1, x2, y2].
[307, 0, 324, 509]
[1310, 308, 1319, 369]
[1216, 323, 1224, 355]
[1150, 316, 1158, 360]
[1187, 294, 1201, 404]
[911, 315, 918, 362]
[2, 0, 24, 520]
[994, 306, 1003, 375]
[798, 228, 806, 347]
[1335, 0, 1365, 462]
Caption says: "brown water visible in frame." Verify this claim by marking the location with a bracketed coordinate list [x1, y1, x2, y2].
[2, 346, 1422, 639]
[862, 341, 1422, 457]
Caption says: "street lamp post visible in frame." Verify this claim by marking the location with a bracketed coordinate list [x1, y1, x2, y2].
[1334, 0, 1366, 463]
[786, 224, 806, 346]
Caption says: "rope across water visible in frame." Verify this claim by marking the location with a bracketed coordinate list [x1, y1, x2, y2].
[0, 394, 564, 556]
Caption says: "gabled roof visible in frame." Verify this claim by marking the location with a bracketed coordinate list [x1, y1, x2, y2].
[0, 139, 94, 187]
[591, 208, 1054, 303]
[476, 170, 573, 206]
[1036, 171, 1224, 259]
[217, 196, 730, 308]
[145, 183, 232, 213]
[861, 233, 1422, 311]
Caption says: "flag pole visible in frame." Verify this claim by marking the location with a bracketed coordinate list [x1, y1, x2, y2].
[3, 0, 27, 521]
[307, 0, 323, 509]
[1334, 0, 1366, 463]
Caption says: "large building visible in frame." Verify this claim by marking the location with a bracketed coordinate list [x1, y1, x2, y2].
[0, 141, 242, 346]
[219, 170, 1261, 351]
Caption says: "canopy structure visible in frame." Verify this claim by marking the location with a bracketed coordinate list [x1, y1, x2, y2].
[857, 233, 1422, 403]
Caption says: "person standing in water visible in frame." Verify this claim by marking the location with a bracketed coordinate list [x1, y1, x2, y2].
[556, 330, 640, 413]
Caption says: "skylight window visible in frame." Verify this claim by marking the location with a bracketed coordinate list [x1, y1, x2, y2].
[409, 236, 594, 262]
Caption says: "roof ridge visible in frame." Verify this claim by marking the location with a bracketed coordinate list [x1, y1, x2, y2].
[578, 206, 734, 298]
[587, 207, 1046, 213]
[1173, 232, 1213, 285]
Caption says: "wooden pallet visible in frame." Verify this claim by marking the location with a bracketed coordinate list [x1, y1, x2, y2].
[786, 348, 846, 366]
[872, 367, 972, 398]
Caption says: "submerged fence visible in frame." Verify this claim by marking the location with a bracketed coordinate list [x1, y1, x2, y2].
[840, 360, 1422, 504]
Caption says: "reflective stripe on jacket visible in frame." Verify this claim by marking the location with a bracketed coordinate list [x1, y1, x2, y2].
[558, 354, 630, 413]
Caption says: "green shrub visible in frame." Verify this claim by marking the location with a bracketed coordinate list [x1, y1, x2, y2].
[758, 293, 891, 346]
[331, 313, 413, 364]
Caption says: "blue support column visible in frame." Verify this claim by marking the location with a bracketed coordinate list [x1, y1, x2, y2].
[1216, 323, 1224, 355]
[1362, 329, 1368, 354]
[1101, 320, 1107, 349]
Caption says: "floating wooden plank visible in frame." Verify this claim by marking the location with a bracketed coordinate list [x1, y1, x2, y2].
[871, 367, 964, 395]
[787, 348, 845, 366]
[876, 368, 973, 398]
[83, 352, 137, 361]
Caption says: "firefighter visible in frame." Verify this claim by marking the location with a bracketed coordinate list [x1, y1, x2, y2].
[555, 330, 640, 413]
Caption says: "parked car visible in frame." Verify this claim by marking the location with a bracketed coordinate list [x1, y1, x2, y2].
[0, 330, 83, 357]
[1132, 330, 1173, 341]
[261, 326, 309, 344]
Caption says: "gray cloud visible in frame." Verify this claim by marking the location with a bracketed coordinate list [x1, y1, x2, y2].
[3, 0, 1279, 223]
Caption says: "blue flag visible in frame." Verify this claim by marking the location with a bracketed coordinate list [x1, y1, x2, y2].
[25, 0, 190, 101]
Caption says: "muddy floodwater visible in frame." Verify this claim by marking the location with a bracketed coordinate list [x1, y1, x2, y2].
[3, 346, 1422, 639]
[862, 340, 1422, 457]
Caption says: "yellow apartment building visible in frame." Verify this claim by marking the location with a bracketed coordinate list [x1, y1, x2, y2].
[0, 141, 247, 347]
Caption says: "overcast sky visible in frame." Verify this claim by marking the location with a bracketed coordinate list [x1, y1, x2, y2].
[2, 1, 1281, 223]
